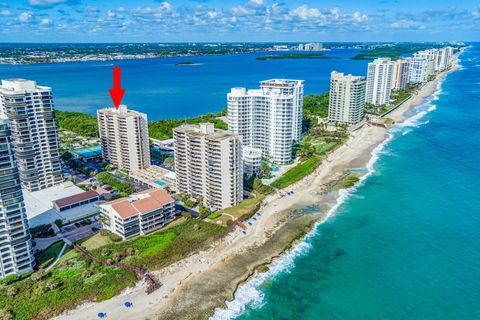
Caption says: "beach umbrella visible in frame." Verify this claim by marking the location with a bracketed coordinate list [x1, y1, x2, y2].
[97, 312, 106, 318]
[124, 301, 133, 308]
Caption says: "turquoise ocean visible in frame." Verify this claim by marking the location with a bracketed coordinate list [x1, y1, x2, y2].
[211, 44, 480, 320]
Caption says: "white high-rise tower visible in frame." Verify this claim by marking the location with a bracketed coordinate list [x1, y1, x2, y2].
[0, 118, 35, 279]
[97, 105, 150, 172]
[365, 58, 394, 106]
[328, 71, 366, 125]
[227, 79, 304, 164]
[0, 79, 63, 192]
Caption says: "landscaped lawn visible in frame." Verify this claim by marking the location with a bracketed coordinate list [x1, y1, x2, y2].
[271, 156, 322, 189]
[81, 233, 113, 251]
[220, 193, 265, 221]
[315, 141, 337, 154]
[90, 218, 228, 270]
[35, 241, 65, 269]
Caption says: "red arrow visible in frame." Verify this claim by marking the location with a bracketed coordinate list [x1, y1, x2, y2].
[109, 66, 125, 110]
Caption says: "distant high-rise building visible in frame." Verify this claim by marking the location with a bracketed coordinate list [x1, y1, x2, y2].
[365, 58, 394, 106]
[391, 59, 410, 90]
[328, 71, 366, 125]
[97, 105, 150, 172]
[227, 79, 304, 164]
[436, 47, 454, 71]
[0, 118, 35, 279]
[0, 79, 63, 192]
[408, 57, 429, 84]
[299, 43, 323, 51]
[173, 123, 243, 210]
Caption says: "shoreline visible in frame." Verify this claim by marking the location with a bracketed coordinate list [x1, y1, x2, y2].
[54, 50, 463, 320]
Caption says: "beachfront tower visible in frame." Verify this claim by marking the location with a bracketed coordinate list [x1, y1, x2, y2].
[365, 57, 394, 106]
[392, 59, 410, 90]
[227, 79, 304, 164]
[173, 123, 243, 211]
[0, 118, 35, 279]
[408, 57, 429, 84]
[328, 71, 366, 125]
[97, 105, 150, 172]
[0, 79, 63, 192]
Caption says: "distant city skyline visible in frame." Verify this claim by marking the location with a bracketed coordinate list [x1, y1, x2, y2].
[0, 0, 478, 42]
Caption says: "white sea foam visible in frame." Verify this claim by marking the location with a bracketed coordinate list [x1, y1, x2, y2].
[210, 75, 448, 320]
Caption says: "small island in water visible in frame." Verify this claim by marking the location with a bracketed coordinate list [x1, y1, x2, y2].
[256, 53, 332, 61]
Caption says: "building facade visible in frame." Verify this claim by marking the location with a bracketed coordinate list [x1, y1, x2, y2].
[227, 79, 304, 164]
[174, 123, 243, 210]
[0, 79, 63, 192]
[97, 105, 150, 172]
[391, 59, 410, 90]
[100, 188, 175, 240]
[365, 58, 394, 106]
[408, 57, 429, 84]
[328, 71, 366, 125]
[243, 146, 262, 177]
[0, 118, 35, 279]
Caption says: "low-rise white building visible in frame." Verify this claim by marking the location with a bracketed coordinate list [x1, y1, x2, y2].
[23, 182, 101, 227]
[99, 188, 175, 240]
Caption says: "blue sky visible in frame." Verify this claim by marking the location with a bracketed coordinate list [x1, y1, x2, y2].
[0, 0, 478, 42]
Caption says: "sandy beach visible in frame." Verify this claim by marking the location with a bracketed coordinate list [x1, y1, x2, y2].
[54, 51, 462, 320]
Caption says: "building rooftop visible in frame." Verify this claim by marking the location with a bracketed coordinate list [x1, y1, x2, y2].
[0, 79, 49, 92]
[97, 105, 146, 118]
[260, 79, 304, 87]
[54, 190, 99, 208]
[174, 123, 236, 141]
[23, 182, 100, 227]
[103, 188, 174, 219]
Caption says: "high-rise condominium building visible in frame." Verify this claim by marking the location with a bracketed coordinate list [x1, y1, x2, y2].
[328, 71, 366, 125]
[408, 57, 429, 84]
[227, 79, 304, 164]
[365, 58, 394, 106]
[391, 59, 410, 90]
[173, 123, 243, 210]
[0, 119, 35, 279]
[97, 105, 150, 172]
[436, 47, 454, 71]
[0, 79, 63, 192]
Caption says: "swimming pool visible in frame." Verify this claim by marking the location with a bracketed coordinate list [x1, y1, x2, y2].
[154, 180, 166, 187]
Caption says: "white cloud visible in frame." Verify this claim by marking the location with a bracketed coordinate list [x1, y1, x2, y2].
[19, 12, 33, 23]
[40, 18, 52, 25]
[28, 0, 75, 8]
[249, 0, 264, 6]
[390, 19, 425, 30]
[0, 9, 10, 16]
[352, 11, 368, 22]
[231, 6, 255, 16]
[289, 5, 323, 20]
